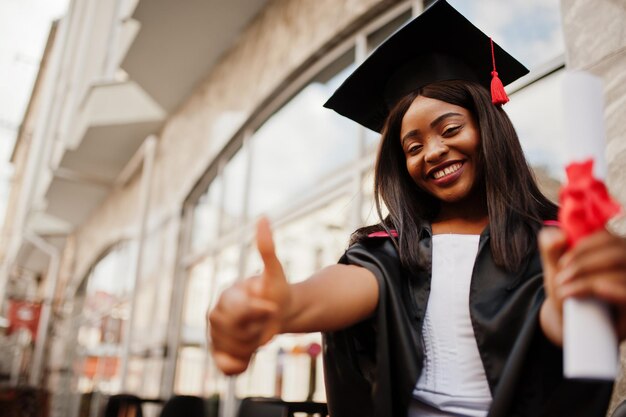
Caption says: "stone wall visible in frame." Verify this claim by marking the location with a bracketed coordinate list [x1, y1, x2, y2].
[561, 0, 626, 232]
[560, 0, 626, 413]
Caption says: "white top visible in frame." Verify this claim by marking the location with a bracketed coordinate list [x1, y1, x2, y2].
[410, 234, 492, 417]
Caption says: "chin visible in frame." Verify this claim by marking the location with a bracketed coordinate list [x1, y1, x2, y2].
[436, 188, 472, 203]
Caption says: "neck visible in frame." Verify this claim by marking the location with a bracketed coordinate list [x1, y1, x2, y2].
[432, 191, 488, 235]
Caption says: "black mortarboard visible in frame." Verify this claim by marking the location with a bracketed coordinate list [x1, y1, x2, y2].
[324, 0, 529, 132]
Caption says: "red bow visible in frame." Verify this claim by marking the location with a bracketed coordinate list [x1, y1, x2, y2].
[558, 159, 621, 246]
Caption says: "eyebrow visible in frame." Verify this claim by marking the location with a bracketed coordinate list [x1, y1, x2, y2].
[401, 112, 464, 145]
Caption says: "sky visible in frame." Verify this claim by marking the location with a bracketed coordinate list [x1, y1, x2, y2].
[0, 0, 69, 222]
[448, 0, 564, 67]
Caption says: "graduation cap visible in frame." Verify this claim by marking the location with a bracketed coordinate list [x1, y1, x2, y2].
[324, 0, 529, 132]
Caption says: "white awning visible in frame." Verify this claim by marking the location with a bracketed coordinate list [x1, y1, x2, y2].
[121, 0, 268, 112]
[41, 80, 164, 227]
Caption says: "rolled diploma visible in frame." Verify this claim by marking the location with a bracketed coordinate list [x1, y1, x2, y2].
[561, 71, 618, 379]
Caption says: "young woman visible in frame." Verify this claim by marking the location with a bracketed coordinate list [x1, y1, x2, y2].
[208, 2, 626, 416]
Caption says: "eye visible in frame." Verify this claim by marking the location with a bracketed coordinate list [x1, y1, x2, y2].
[442, 125, 462, 137]
[407, 143, 423, 155]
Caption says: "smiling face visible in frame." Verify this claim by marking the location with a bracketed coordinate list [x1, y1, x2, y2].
[400, 95, 483, 206]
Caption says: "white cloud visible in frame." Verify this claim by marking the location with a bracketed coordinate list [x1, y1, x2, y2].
[449, 0, 564, 67]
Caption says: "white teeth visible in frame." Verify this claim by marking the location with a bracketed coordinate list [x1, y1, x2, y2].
[433, 162, 462, 179]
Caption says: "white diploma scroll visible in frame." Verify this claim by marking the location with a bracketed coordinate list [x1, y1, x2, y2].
[563, 299, 618, 379]
[561, 71, 618, 380]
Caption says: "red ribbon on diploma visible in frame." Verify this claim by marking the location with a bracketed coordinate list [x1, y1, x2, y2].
[558, 159, 621, 245]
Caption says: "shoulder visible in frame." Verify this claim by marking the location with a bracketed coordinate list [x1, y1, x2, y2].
[343, 236, 397, 259]
[341, 233, 400, 271]
[366, 230, 398, 238]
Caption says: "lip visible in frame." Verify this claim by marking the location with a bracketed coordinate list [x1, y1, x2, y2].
[426, 160, 464, 178]
[427, 160, 465, 186]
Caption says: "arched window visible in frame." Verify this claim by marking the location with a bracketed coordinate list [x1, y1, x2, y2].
[73, 241, 137, 395]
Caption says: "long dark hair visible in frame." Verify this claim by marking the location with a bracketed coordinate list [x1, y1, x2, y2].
[353, 80, 557, 272]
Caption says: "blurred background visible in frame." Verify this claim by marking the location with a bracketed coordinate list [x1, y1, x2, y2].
[0, 0, 624, 416]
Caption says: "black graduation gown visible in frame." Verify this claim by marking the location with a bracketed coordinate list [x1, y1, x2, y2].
[322, 226, 613, 417]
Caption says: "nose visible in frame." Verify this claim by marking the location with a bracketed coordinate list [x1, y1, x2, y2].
[424, 138, 449, 163]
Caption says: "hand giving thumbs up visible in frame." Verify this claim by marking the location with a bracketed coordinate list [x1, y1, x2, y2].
[208, 217, 292, 375]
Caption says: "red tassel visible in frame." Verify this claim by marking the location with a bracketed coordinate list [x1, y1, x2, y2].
[490, 71, 509, 105]
[490, 38, 509, 105]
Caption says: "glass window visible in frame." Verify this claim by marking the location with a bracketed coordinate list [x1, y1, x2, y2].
[275, 197, 353, 280]
[211, 244, 241, 306]
[182, 257, 214, 335]
[221, 149, 247, 232]
[132, 223, 178, 354]
[204, 358, 229, 400]
[141, 356, 163, 398]
[74, 242, 138, 395]
[364, 126, 381, 152]
[84, 243, 136, 319]
[507, 69, 565, 199]
[190, 176, 222, 252]
[235, 345, 278, 398]
[150, 220, 178, 342]
[248, 49, 358, 217]
[244, 195, 353, 280]
[140, 227, 163, 281]
[175, 346, 205, 396]
[151, 266, 173, 343]
[280, 336, 320, 402]
[133, 282, 156, 331]
[175, 257, 214, 398]
[177, 245, 240, 397]
[234, 333, 326, 402]
[361, 168, 378, 225]
[124, 357, 145, 393]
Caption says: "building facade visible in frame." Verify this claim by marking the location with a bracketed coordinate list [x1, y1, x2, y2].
[0, 0, 624, 416]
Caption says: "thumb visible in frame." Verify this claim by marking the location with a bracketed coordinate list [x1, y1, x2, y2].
[256, 216, 286, 290]
[538, 227, 568, 294]
[213, 351, 251, 376]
